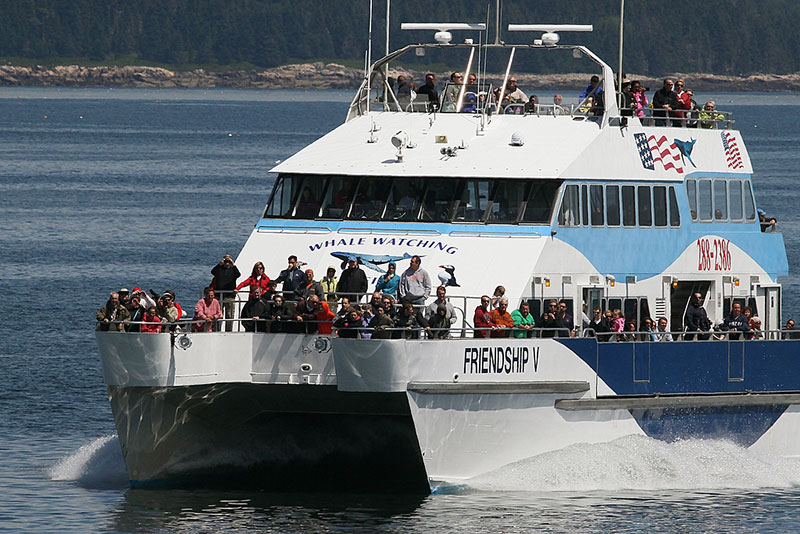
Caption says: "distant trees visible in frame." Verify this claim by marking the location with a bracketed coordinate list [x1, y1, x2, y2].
[0, 0, 798, 75]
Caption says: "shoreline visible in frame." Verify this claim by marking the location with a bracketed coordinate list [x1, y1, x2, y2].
[2, 63, 800, 92]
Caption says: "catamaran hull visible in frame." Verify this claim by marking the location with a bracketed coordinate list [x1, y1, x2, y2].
[98, 333, 800, 491]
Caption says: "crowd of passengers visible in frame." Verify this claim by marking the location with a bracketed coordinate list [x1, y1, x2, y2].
[385, 71, 726, 127]
[97, 253, 800, 340]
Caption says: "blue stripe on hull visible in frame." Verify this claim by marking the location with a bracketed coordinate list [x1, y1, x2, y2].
[630, 405, 788, 447]
[558, 338, 800, 396]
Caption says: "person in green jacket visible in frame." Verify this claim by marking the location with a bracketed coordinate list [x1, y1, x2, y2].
[510, 301, 536, 338]
[699, 100, 725, 129]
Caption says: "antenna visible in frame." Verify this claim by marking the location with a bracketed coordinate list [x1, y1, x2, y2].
[508, 24, 593, 46]
[401, 22, 487, 44]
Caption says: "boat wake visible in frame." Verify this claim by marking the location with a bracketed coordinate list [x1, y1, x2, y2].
[464, 435, 800, 493]
[48, 435, 129, 490]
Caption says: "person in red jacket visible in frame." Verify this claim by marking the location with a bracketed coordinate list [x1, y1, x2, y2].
[473, 295, 492, 338]
[314, 298, 336, 335]
[141, 306, 164, 333]
[236, 261, 270, 298]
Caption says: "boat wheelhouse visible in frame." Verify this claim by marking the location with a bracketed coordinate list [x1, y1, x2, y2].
[97, 23, 796, 494]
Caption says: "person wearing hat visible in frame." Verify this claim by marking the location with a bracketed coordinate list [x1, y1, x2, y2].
[758, 208, 777, 232]
[158, 290, 181, 323]
[320, 266, 339, 311]
[336, 256, 368, 302]
[375, 261, 399, 298]
[749, 316, 764, 340]
[211, 254, 241, 332]
[118, 288, 130, 307]
[296, 268, 324, 300]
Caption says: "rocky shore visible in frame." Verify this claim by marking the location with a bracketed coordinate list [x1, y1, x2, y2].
[2, 62, 800, 92]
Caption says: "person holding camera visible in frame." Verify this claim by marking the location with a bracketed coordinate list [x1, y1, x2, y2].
[211, 254, 241, 332]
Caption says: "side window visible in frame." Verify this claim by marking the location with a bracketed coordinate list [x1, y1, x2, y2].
[581, 184, 589, 226]
[698, 179, 712, 221]
[558, 184, 580, 227]
[522, 181, 560, 223]
[383, 178, 424, 221]
[265, 174, 302, 218]
[321, 176, 359, 219]
[637, 185, 652, 227]
[668, 186, 680, 227]
[488, 180, 526, 223]
[653, 185, 667, 227]
[453, 180, 490, 222]
[744, 180, 756, 221]
[348, 177, 392, 220]
[622, 185, 636, 227]
[606, 185, 620, 226]
[713, 179, 728, 220]
[729, 179, 743, 221]
[420, 179, 462, 222]
[686, 178, 697, 221]
[590, 184, 604, 226]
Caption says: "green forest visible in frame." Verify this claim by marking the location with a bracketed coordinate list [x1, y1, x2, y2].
[2, 0, 799, 75]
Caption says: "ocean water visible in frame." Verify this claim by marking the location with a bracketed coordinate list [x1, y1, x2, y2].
[1, 87, 800, 533]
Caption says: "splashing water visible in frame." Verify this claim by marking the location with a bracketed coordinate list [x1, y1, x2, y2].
[48, 435, 129, 489]
[466, 435, 800, 493]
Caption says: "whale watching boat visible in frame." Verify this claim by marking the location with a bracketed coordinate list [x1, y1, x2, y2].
[96, 22, 797, 494]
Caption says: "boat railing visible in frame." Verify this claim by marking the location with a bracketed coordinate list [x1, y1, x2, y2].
[97, 319, 797, 342]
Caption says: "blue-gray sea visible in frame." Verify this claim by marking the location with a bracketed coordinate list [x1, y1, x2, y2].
[1, 88, 800, 533]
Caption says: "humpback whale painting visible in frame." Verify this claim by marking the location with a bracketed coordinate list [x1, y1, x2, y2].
[330, 251, 416, 273]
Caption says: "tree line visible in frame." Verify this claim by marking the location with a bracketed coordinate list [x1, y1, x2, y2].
[1, 0, 798, 75]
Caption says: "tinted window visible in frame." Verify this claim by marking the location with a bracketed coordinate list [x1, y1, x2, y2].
[590, 185, 604, 226]
[622, 185, 636, 227]
[348, 177, 392, 220]
[744, 180, 756, 221]
[488, 181, 526, 223]
[686, 179, 697, 221]
[266, 175, 302, 217]
[581, 184, 589, 226]
[420, 179, 462, 222]
[653, 186, 667, 227]
[713, 179, 727, 220]
[454, 180, 491, 222]
[606, 185, 620, 226]
[668, 186, 680, 227]
[321, 176, 359, 219]
[729, 180, 743, 221]
[638, 186, 652, 227]
[522, 182, 560, 223]
[698, 179, 712, 221]
[383, 178, 424, 220]
[558, 184, 580, 226]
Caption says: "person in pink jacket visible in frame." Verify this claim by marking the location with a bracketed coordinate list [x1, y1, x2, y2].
[193, 287, 222, 332]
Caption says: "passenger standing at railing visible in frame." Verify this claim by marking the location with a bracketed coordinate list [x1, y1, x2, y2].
[141, 306, 164, 333]
[398, 255, 431, 307]
[426, 286, 456, 324]
[337, 257, 368, 301]
[749, 317, 764, 340]
[125, 296, 145, 333]
[489, 298, 515, 338]
[505, 76, 527, 104]
[96, 292, 129, 331]
[334, 307, 363, 339]
[652, 79, 679, 127]
[381, 295, 397, 319]
[296, 269, 324, 300]
[539, 300, 561, 338]
[587, 307, 611, 342]
[473, 296, 492, 338]
[619, 81, 634, 117]
[610, 309, 625, 341]
[654, 317, 673, 342]
[631, 81, 649, 119]
[674, 79, 691, 126]
[556, 300, 574, 338]
[211, 254, 241, 332]
[393, 301, 429, 340]
[699, 100, 724, 129]
[510, 301, 535, 339]
[320, 266, 339, 311]
[375, 261, 399, 298]
[719, 302, 750, 340]
[313, 297, 336, 335]
[241, 286, 268, 332]
[236, 261, 270, 298]
[369, 305, 394, 339]
[156, 290, 181, 323]
[274, 256, 304, 296]
[267, 294, 291, 334]
[193, 287, 222, 333]
[336, 297, 351, 319]
[684, 292, 711, 340]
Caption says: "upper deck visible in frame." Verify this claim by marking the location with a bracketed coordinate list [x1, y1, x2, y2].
[272, 38, 748, 182]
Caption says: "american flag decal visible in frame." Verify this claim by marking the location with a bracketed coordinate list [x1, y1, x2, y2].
[721, 131, 743, 169]
[634, 133, 684, 174]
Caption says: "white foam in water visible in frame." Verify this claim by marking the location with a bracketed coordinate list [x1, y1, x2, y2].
[49, 435, 129, 489]
[467, 435, 800, 492]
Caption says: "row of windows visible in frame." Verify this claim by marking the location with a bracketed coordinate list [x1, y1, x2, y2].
[265, 174, 560, 224]
[558, 184, 681, 228]
[686, 178, 756, 222]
